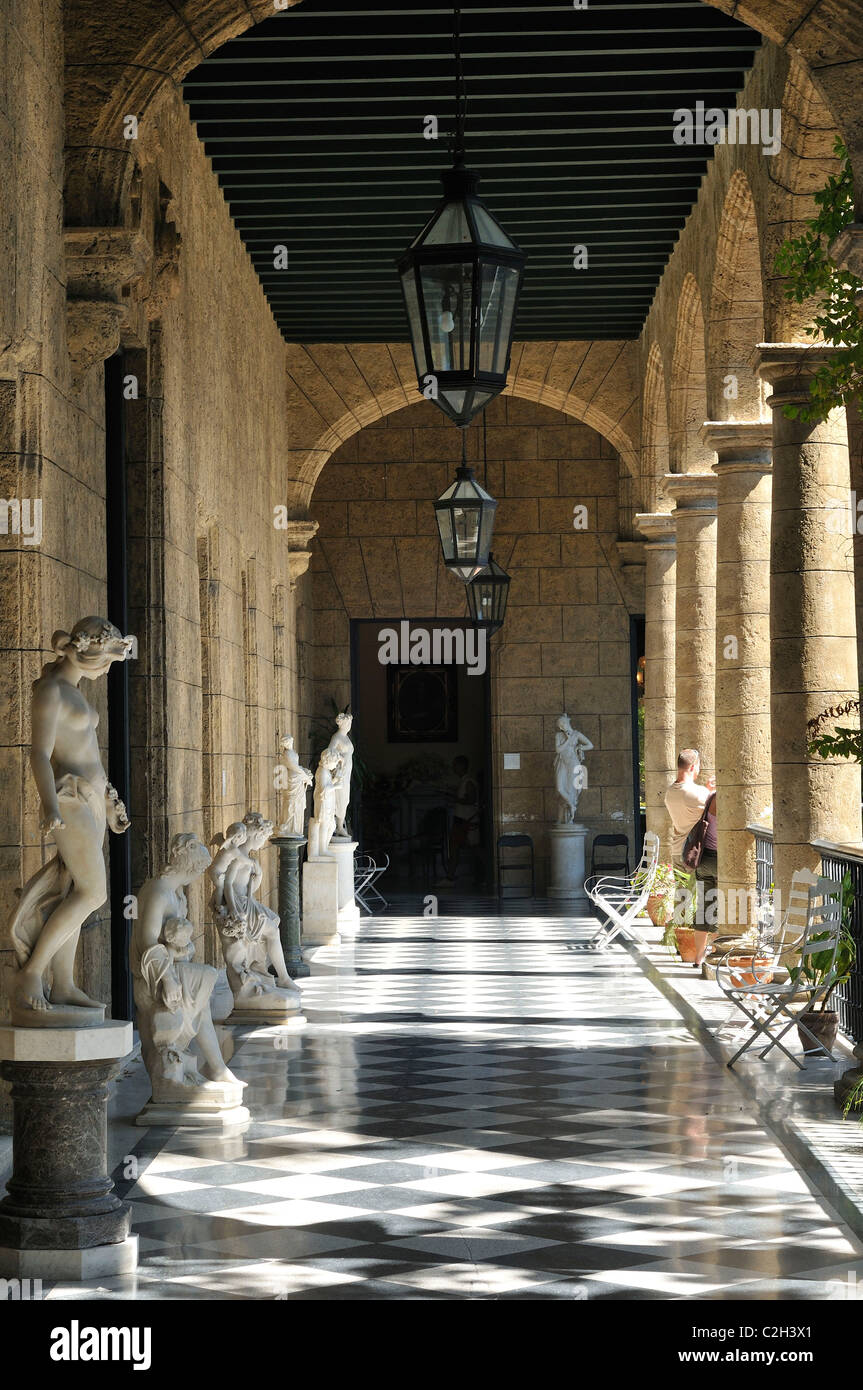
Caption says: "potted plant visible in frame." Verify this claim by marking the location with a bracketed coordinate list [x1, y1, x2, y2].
[790, 873, 856, 1055]
[655, 865, 698, 960]
[648, 862, 677, 928]
[723, 926, 774, 987]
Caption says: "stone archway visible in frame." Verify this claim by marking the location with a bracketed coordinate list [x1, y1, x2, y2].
[707, 170, 766, 422]
[669, 274, 712, 475]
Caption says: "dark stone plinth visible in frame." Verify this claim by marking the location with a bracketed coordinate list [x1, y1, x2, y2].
[272, 834, 310, 979]
[0, 1057, 130, 1251]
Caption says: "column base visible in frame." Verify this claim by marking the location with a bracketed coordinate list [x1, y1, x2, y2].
[0, 1234, 138, 1280]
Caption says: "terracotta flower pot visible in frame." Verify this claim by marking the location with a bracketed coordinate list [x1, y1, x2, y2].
[647, 892, 673, 927]
[674, 926, 698, 962]
[797, 1009, 838, 1056]
[726, 956, 773, 987]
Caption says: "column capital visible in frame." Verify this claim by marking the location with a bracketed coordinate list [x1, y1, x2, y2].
[753, 342, 837, 407]
[286, 518, 320, 587]
[662, 473, 717, 512]
[701, 420, 772, 472]
[635, 512, 676, 546]
[616, 540, 645, 566]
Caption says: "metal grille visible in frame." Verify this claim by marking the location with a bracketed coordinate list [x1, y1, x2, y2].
[751, 827, 773, 918]
[818, 848, 863, 1046]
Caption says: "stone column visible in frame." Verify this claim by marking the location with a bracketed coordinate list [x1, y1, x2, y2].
[663, 474, 718, 776]
[635, 513, 677, 859]
[702, 422, 773, 929]
[756, 345, 863, 902]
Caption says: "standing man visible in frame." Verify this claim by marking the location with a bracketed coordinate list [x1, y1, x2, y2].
[664, 748, 716, 966]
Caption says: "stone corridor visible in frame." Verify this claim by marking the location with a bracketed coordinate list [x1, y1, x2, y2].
[44, 906, 863, 1302]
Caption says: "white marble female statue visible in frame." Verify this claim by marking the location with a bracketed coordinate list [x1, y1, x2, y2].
[9, 618, 135, 1024]
[309, 748, 345, 858]
[217, 811, 294, 990]
[326, 709, 354, 839]
[132, 833, 242, 1099]
[277, 735, 313, 837]
[554, 714, 594, 824]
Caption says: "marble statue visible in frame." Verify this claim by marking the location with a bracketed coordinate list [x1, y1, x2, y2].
[308, 748, 345, 859]
[554, 714, 594, 824]
[8, 618, 135, 1025]
[326, 708, 354, 839]
[277, 734, 313, 837]
[209, 811, 300, 1016]
[132, 833, 243, 1102]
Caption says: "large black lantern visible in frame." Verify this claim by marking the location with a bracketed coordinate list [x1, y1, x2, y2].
[466, 553, 510, 631]
[396, 8, 526, 428]
[434, 437, 497, 582]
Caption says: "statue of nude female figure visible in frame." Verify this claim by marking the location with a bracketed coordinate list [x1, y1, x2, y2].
[9, 618, 135, 1022]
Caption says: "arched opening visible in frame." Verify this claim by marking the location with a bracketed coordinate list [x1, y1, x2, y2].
[707, 170, 766, 421]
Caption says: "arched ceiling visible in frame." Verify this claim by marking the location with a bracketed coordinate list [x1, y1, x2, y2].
[183, 0, 762, 343]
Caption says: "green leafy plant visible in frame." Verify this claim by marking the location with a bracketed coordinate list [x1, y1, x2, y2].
[774, 138, 863, 422]
[651, 862, 697, 942]
[807, 698, 863, 763]
[789, 871, 856, 1011]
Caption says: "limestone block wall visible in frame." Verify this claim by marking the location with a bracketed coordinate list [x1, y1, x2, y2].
[307, 397, 642, 889]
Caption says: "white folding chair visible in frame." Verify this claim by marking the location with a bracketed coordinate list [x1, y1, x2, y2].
[585, 831, 660, 951]
[715, 872, 844, 1070]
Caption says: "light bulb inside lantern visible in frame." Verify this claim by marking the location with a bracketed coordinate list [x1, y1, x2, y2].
[439, 310, 455, 334]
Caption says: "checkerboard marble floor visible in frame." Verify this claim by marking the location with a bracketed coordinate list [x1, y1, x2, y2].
[47, 903, 863, 1300]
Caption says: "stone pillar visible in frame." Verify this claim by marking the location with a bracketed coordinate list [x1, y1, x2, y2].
[756, 345, 863, 902]
[702, 422, 773, 929]
[635, 513, 677, 859]
[0, 1023, 138, 1278]
[272, 834, 310, 978]
[663, 474, 718, 776]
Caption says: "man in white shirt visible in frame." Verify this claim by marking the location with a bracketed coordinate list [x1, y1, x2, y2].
[664, 748, 714, 865]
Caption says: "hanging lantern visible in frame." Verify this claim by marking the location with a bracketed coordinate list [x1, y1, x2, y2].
[396, 7, 526, 428]
[434, 439, 497, 582]
[466, 553, 510, 631]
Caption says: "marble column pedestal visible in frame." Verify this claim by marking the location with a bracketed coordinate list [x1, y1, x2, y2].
[548, 824, 589, 904]
[302, 857, 341, 947]
[329, 838, 360, 938]
[272, 833, 310, 978]
[0, 1021, 138, 1279]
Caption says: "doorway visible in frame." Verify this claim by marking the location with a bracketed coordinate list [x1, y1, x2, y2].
[350, 618, 492, 897]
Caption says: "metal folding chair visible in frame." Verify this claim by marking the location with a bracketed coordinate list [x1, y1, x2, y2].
[715, 872, 844, 1070]
[584, 831, 660, 951]
[354, 853, 389, 914]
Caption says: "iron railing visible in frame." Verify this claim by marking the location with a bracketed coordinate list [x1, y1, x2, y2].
[813, 839, 863, 1046]
[746, 823, 774, 920]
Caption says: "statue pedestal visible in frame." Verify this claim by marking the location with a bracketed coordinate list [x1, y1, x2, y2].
[329, 838, 360, 937]
[226, 977, 305, 1028]
[302, 857, 340, 946]
[0, 1022, 139, 1279]
[548, 823, 589, 904]
[136, 1073, 250, 1131]
[271, 834, 310, 978]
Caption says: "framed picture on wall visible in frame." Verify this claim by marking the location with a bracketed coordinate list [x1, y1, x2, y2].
[386, 665, 458, 743]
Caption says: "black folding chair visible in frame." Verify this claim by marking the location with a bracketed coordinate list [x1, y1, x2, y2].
[497, 833, 535, 900]
[589, 833, 630, 881]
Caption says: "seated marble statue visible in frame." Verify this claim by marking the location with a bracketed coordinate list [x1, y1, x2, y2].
[132, 833, 242, 1099]
[209, 811, 299, 1010]
[8, 617, 135, 1024]
[277, 735, 313, 838]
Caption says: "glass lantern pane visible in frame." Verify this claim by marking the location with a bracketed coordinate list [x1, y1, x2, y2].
[478, 263, 520, 374]
[423, 201, 473, 246]
[401, 269, 425, 376]
[439, 389, 467, 419]
[420, 263, 473, 372]
[452, 504, 480, 564]
[477, 498, 496, 560]
[472, 203, 518, 249]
